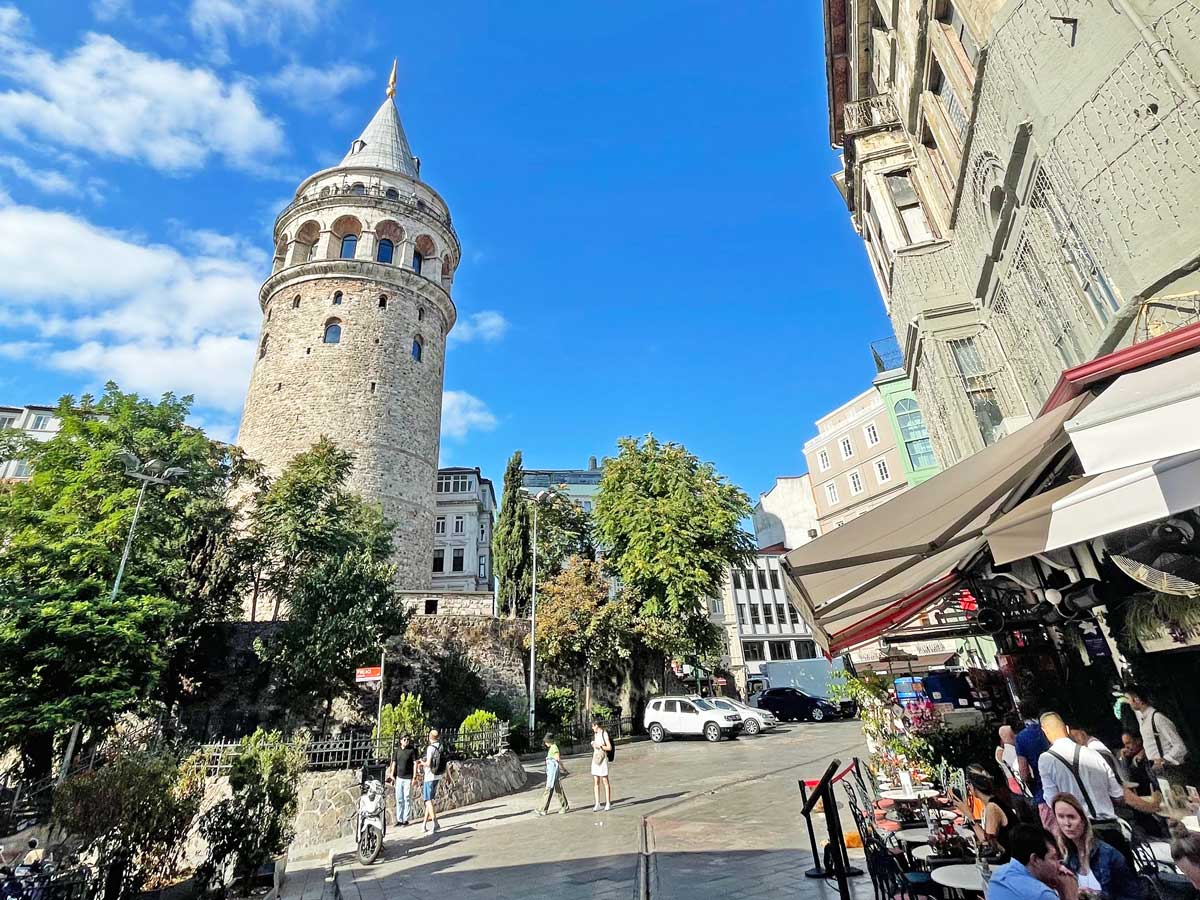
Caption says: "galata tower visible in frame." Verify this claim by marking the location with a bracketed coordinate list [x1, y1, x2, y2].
[238, 63, 457, 590]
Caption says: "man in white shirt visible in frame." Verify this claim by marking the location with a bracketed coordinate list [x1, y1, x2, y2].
[1039, 712, 1124, 821]
[1126, 685, 1188, 784]
[996, 723, 1025, 795]
[421, 728, 444, 835]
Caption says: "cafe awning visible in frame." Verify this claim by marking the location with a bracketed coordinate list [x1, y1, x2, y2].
[781, 396, 1088, 654]
[984, 449, 1200, 565]
[1066, 350, 1200, 475]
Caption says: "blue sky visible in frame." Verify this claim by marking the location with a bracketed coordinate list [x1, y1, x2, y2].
[0, 0, 891, 502]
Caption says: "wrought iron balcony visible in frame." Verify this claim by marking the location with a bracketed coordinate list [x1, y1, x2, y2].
[843, 94, 901, 136]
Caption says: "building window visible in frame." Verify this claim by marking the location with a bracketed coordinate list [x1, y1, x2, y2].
[818, 449, 830, 471]
[749, 604, 761, 626]
[339, 235, 357, 259]
[895, 399, 937, 470]
[839, 437, 853, 459]
[796, 640, 817, 659]
[709, 597, 724, 616]
[412, 336, 423, 361]
[436, 475, 450, 492]
[412, 250, 423, 274]
[480, 522, 487, 541]
[376, 238, 394, 264]
[940, 1, 980, 68]
[756, 569, 768, 590]
[379, 295, 388, 309]
[0, 416, 15, 429]
[949, 336, 1006, 446]
[885, 170, 937, 245]
[322, 320, 342, 344]
[418, 307, 425, 322]
[864, 423, 879, 446]
[258, 335, 269, 359]
[478, 555, 487, 578]
[737, 605, 748, 627]
[743, 641, 765, 662]
[332, 291, 343, 305]
[385, 187, 400, 200]
[826, 482, 839, 505]
[770, 570, 780, 590]
[435, 516, 446, 535]
[11, 460, 31, 477]
[352, 182, 366, 196]
[775, 603, 787, 625]
[424, 597, 439, 615]
[848, 470, 863, 495]
[731, 571, 741, 589]
[432, 549, 444, 573]
[742, 570, 754, 591]
[789, 602, 804, 624]
[453, 515, 465, 534]
[292, 295, 300, 309]
[875, 458, 891, 483]
[763, 603, 775, 625]
[452, 548, 465, 572]
[769, 640, 793, 661]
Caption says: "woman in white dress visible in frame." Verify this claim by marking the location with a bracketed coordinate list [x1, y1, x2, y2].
[590, 721, 613, 811]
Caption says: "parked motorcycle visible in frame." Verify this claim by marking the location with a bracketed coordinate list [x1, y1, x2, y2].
[356, 777, 387, 865]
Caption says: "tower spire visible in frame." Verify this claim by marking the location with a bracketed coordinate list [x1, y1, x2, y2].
[386, 59, 397, 99]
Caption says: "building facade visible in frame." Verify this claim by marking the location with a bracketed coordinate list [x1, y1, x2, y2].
[521, 457, 602, 511]
[823, 0, 1200, 468]
[0, 405, 61, 480]
[432, 466, 496, 593]
[710, 551, 817, 697]
[752, 475, 820, 551]
[237, 67, 459, 590]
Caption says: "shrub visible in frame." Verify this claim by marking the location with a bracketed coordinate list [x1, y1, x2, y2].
[590, 703, 615, 722]
[924, 721, 996, 772]
[481, 694, 513, 721]
[375, 693, 428, 744]
[54, 750, 205, 900]
[459, 709, 500, 733]
[538, 686, 576, 730]
[197, 728, 306, 897]
[423, 649, 487, 726]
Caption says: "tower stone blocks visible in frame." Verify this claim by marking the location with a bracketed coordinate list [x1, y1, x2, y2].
[237, 87, 458, 590]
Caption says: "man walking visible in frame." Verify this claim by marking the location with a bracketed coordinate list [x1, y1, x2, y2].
[1015, 705, 1052, 828]
[421, 729, 444, 835]
[1126, 685, 1188, 785]
[387, 733, 416, 827]
[534, 733, 570, 816]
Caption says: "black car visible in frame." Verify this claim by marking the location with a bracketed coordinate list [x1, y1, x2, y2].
[756, 687, 841, 722]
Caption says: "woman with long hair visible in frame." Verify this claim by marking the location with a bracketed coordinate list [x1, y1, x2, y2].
[1051, 792, 1142, 898]
[955, 764, 1015, 852]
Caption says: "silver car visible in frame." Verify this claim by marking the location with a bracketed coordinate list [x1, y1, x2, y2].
[705, 696, 779, 735]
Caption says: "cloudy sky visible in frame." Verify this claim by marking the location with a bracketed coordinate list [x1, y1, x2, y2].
[0, 0, 890, 498]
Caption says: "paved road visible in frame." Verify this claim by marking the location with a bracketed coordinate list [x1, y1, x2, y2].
[332, 720, 873, 900]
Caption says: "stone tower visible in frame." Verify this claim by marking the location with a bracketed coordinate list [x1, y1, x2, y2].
[238, 63, 457, 590]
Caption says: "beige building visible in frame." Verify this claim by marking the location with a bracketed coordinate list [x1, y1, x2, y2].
[804, 388, 909, 533]
[0, 405, 61, 480]
[237, 67, 459, 590]
[823, 0, 1200, 467]
[752, 475, 820, 551]
[432, 466, 496, 594]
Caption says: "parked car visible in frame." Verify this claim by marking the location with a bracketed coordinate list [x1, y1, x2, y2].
[755, 687, 841, 722]
[706, 696, 778, 735]
[643, 696, 743, 742]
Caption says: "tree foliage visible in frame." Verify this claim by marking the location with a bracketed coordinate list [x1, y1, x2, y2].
[0, 386, 256, 772]
[530, 492, 595, 580]
[375, 693, 429, 744]
[53, 750, 205, 900]
[492, 450, 532, 617]
[252, 439, 406, 717]
[535, 556, 634, 679]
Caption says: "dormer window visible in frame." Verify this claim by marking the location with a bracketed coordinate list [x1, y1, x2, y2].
[350, 139, 366, 154]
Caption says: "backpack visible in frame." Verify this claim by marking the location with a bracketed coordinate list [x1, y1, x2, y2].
[429, 744, 447, 776]
[606, 739, 615, 763]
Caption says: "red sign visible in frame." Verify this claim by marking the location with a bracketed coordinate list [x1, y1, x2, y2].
[355, 666, 382, 683]
[714, 677, 728, 686]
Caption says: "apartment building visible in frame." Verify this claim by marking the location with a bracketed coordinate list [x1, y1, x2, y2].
[0, 405, 61, 480]
[432, 466, 496, 592]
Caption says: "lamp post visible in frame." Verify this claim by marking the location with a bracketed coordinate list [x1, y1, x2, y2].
[58, 452, 187, 784]
[527, 489, 552, 735]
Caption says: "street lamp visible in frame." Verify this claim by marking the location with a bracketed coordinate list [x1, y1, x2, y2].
[527, 489, 553, 735]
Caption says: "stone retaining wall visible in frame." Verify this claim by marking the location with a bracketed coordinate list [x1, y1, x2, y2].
[399, 591, 494, 617]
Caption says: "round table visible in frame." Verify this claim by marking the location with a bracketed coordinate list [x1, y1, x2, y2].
[931, 863, 986, 894]
[881, 788, 940, 801]
[895, 827, 933, 844]
[912, 845, 937, 861]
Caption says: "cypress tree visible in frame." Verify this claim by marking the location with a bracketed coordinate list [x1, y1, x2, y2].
[492, 450, 533, 617]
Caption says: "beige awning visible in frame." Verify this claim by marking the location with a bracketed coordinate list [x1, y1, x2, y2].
[984, 449, 1200, 564]
[781, 396, 1088, 653]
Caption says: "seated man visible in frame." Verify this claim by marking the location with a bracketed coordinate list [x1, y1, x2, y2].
[988, 824, 1079, 900]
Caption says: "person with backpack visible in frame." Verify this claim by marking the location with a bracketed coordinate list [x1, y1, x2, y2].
[590, 720, 614, 811]
[421, 728, 446, 835]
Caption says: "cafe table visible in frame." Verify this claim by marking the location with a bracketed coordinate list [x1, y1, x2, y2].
[895, 827, 933, 844]
[931, 863, 986, 895]
[881, 788, 940, 801]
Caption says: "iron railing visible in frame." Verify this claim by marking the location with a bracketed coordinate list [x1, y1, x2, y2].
[843, 94, 900, 136]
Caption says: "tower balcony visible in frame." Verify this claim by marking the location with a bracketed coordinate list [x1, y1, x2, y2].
[843, 94, 900, 137]
[274, 182, 458, 249]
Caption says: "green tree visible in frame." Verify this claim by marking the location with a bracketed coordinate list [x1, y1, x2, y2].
[0, 386, 256, 773]
[492, 450, 532, 617]
[593, 436, 753, 663]
[375, 693, 429, 744]
[534, 556, 635, 712]
[531, 491, 595, 578]
[251, 439, 406, 722]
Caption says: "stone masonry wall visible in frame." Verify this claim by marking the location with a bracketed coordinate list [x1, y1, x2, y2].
[400, 590, 494, 617]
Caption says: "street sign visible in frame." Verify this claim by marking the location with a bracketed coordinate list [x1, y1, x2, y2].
[355, 665, 382, 683]
[714, 677, 727, 686]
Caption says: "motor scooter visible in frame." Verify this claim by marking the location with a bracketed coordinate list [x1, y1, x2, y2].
[356, 777, 387, 865]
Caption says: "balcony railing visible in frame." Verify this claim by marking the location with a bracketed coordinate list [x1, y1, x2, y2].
[843, 94, 901, 136]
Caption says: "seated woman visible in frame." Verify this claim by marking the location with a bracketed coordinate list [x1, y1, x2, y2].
[954, 765, 1015, 853]
[1052, 792, 1143, 899]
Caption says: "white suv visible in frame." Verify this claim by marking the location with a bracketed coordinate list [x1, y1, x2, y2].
[643, 696, 742, 742]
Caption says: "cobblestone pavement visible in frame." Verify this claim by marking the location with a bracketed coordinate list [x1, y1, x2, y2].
[325, 719, 871, 900]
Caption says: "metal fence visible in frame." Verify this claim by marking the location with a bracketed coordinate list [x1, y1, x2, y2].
[549, 717, 634, 749]
[198, 722, 511, 777]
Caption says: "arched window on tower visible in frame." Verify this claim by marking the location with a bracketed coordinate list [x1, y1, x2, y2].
[259, 334, 269, 358]
[378, 295, 388, 309]
[352, 183, 366, 196]
[292, 295, 301, 309]
[323, 320, 342, 344]
[340, 234, 358, 259]
[411, 249, 423, 274]
[417, 307, 425, 322]
[411, 336, 423, 361]
[385, 187, 399, 200]
[332, 291, 343, 305]
[376, 239, 394, 264]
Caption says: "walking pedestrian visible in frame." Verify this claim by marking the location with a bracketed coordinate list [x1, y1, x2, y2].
[1125, 685, 1188, 785]
[386, 734, 416, 826]
[590, 720, 613, 811]
[421, 728, 444, 835]
[534, 733, 570, 816]
[1015, 704, 1053, 828]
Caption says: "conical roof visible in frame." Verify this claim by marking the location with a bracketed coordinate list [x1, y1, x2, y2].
[340, 89, 419, 178]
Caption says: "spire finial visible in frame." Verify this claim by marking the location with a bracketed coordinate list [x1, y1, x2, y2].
[386, 59, 397, 99]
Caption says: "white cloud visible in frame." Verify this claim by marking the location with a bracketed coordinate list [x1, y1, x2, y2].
[0, 340, 49, 359]
[90, 0, 130, 21]
[264, 63, 369, 106]
[189, 0, 323, 62]
[0, 7, 283, 173]
[448, 311, 509, 345]
[0, 202, 262, 412]
[0, 154, 105, 201]
[441, 391, 497, 439]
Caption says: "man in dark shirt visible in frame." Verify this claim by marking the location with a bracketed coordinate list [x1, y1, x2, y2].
[387, 734, 417, 827]
[1014, 708, 1052, 829]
